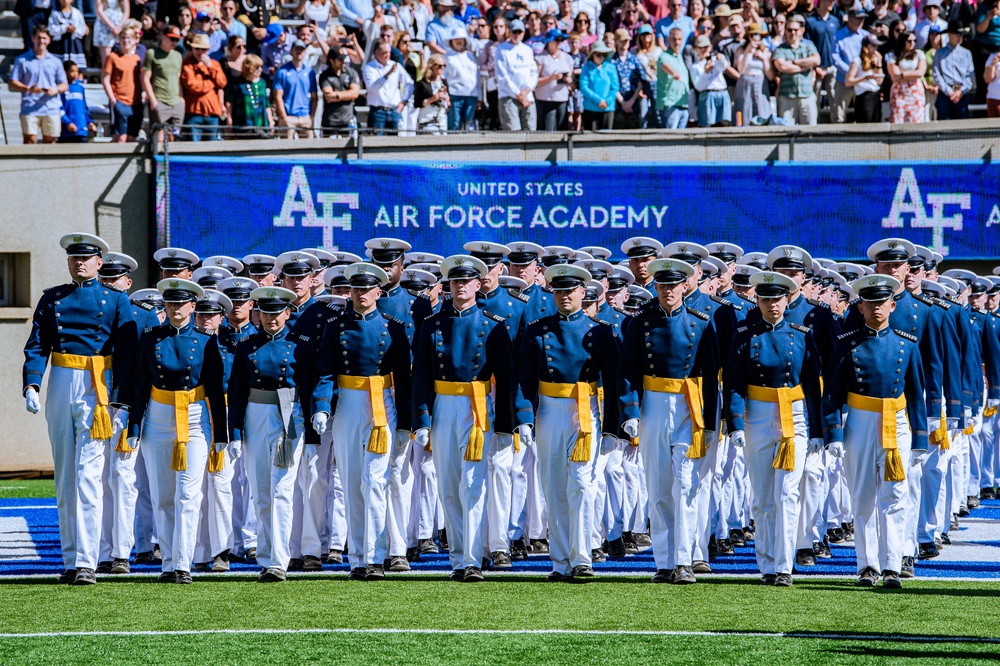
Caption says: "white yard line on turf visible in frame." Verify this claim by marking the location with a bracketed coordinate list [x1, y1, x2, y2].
[0, 628, 998, 644]
[0, 506, 55, 510]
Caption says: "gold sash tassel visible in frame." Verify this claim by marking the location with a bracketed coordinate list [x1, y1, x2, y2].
[847, 392, 907, 482]
[538, 381, 598, 462]
[435, 380, 492, 462]
[51, 353, 114, 440]
[642, 376, 706, 459]
[747, 385, 805, 472]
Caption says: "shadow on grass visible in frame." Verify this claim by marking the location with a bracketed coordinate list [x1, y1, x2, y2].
[793, 582, 1000, 597]
[825, 647, 1000, 660]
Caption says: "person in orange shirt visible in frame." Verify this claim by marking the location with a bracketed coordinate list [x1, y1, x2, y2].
[180, 32, 227, 141]
[101, 28, 143, 143]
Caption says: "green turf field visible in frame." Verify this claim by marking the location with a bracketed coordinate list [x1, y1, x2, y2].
[0, 479, 55, 498]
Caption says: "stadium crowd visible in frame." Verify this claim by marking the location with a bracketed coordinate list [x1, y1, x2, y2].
[8, 0, 1000, 141]
[22, 232, 1000, 588]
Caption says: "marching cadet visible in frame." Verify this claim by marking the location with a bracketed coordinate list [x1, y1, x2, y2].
[96, 252, 152, 575]
[312, 263, 412, 581]
[822, 275, 927, 589]
[507, 242, 556, 324]
[124, 278, 228, 584]
[621, 236, 663, 291]
[218, 277, 259, 563]
[227, 286, 317, 582]
[191, 289, 238, 573]
[518, 263, 629, 582]
[23, 233, 138, 585]
[606, 266, 634, 314]
[731, 264, 759, 306]
[412, 255, 524, 582]
[153, 247, 199, 280]
[366, 238, 417, 338]
[243, 254, 278, 286]
[725, 271, 823, 586]
[618, 258, 719, 584]
[710, 243, 747, 319]
[304, 249, 336, 297]
[131, 289, 167, 325]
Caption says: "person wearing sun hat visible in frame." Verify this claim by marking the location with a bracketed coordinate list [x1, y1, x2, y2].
[726, 271, 823, 587]
[822, 273, 927, 590]
[579, 41, 619, 130]
[23, 232, 139, 586]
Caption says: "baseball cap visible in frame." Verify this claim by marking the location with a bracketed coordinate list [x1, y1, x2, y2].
[196, 11, 211, 21]
[510, 18, 525, 32]
[162, 25, 181, 39]
[292, 38, 308, 49]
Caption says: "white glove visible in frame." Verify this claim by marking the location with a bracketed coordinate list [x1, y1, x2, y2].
[393, 429, 411, 453]
[25, 387, 40, 414]
[311, 412, 329, 435]
[496, 432, 514, 450]
[126, 436, 140, 452]
[989, 399, 1000, 409]
[827, 441, 845, 458]
[730, 430, 745, 448]
[810, 438, 825, 454]
[622, 439, 639, 463]
[928, 418, 942, 434]
[911, 448, 928, 466]
[946, 417, 960, 431]
[413, 428, 430, 450]
[964, 406, 973, 420]
[229, 440, 243, 460]
[113, 406, 129, 433]
[516, 424, 533, 447]
[214, 441, 227, 454]
[304, 443, 318, 462]
[600, 434, 617, 455]
[622, 418, 639, 439]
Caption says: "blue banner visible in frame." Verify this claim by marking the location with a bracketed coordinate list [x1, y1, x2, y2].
[157, 157, 1000, 260]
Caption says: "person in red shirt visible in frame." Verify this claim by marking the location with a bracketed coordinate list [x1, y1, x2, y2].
[101, 28, 143, 142]
[180, 31, 227, 141]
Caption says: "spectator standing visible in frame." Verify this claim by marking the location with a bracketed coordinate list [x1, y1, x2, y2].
[932, 21, 973, 120]
[525, 12, 547, 55]
[94, 0, 128, 67]
[225, 53, 274, 135]
[102, 28, 144, 143]
[59, 60, 96, 142]
[318, 47, 361, 134]
[479, 16, 509, 130]
[689, 34, 730, 126]
[556, 0, 575, 31]
[573, 13, 598, 48]
[177, 6, 194, 41]
[339, 0, 376, 40]
[261, 24, 291, 80]
[579, 42, 619, 129]
[495, 19, 540, 131]
[806, 0, 841, 114]
[47, 0, 87, 69]
[143, 26, 185, 140]
[773, 15, 820, 125]
[222, 34, 247, 82]
[566, 31, 587, 129]
[914, 0, 947, 48]
[923, 27, 943, 120]
[611, 28, 647, 129]
[426, 0, 458, 54]
[535, 28, 573, 129]
[273, 39, 319, 138]
[181, 31, 227, 140]
[610, 0, 647, 41]
[766, 12, 788, 51]
[363, 41, 416, 134]
[455, 0, 482, 25]
[734, 22, 772, 124]
[865, 0, 902, 35]
[219, 0, 247, 41]
[831, 8, 869, 123]
[297, 0, 336, 38]
[655, 26, 689, 128]
[632, 23, 662, 127]
[886, 30, 926, 123]
[655, 0, 694, 49]
[845, 33, 885, 122]
[986, 46, 1000, 116]
[415, 53, 451, 133]
[572, 0, 601, 34]
[445, 28, 480, 130]
[8, 26, 68, 144]
[972, 0, 1000, 105]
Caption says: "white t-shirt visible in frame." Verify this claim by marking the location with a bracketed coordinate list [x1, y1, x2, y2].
[988, 53, 1000, 101]
[851, 56, 882, 94]
[535, 50, 573, 102]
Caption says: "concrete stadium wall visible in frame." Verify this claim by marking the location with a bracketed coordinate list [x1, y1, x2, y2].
[2, 119, 999, 473]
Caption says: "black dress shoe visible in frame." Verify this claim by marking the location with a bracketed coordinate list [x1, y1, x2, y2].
[212, 550, 231, 572]
[463, 566, 484, 582]
[151, 545, 162, 563]
[841, 522, 854, 541]
[509, 539, 528, 561]
[958, 506, 970, 518]
[795, 548, 816, 567]
[96, 561, 113, 574]
[157, 571, 175, 583]
[672, 565, 696, 585]
[530, 538, 550, 554]
[328, 550, 344, 565]
[716, 539, 734, 556]
[546, 571, 571, 583]
[651, 569, 674, 584]
[827, 528, 846, 544]
[449, 569, 465, 582]
[967, 496, 980, 509]
[857, 567, 879, 587]
[418, 538, 440, 555]
[607, 537, 627, 559]
[303, 555, 323, 571]
[590, 548, 607, 563]
[761, 574, 776, 585]
[708, 534, 719, 561]
[940, 533, 951, 545]
[635, 533, 652, 549]
[192, 563, 210, 573]
[743, 526, 755, 543]
[981, 487, 996, 500]
[388, 556, 410, 572]
[900, 556, 915, 578]
[365, 564, 385, 580]
[918, 542, 939, 560]
[813, 537, 832, 559]
[134, 551, 153, 565]
[691, 560, 712, 574]
[58, 569, 77, 585]
[288, 558, 305, 572]
[73, 568, 97, 585]
[774, 573, 793, 587]
[438, 529, 449, 551]
[245, 547, 257, 562]
[258, 567, 286, 582]
[571, 565, 595, 580]
[729, 529, 746, 547]
[111, 558, 131, 574]
[622, 532, 638, 554]
[174, 570, 193, 585]
[348, 567, 367, 581]
[491, 551, 512, 569]
[405, 547, 420, 562]
[882, 570, 902, 589]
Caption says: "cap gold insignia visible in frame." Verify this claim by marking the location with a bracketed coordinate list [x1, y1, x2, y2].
[631, 239, 641, 247]
[716, 245, 725, 252]
[763, 274, 775, 284]
[887, 240, 898, 249]
[558, 267, 568, 276]
[380, 241, 390, 249]
[783, 248, 793, 257]
[515, 245, 524, 252]
[72, 234, 83, 243]
[678, 244, 687, 252]
[168, 250, 177, 258]
[266, 289, 276, 298]
[169, 280, 179, 288]
[480, 243, 490, 252]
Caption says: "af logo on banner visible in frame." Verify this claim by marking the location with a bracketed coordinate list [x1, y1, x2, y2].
[880, 168, 974, 257]
[273, 165, 358, 249]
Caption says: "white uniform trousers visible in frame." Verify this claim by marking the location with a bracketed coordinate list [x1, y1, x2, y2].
[947, 429, 969, 519]
[143, 398, 210, 573]
[387, 435, 415, 557]
[903, 448, 927, 557]
[244, 401, 305, 571]
[590, 441, 611, 549]
[430, 394, 492, 570]
[796, 447, 828, 549]
[133, 445, 157, 553]
[824, 455, 851, 531]
[508, 439, 530, 543]
[982, 412, 997, 491]
[715, 435, 742, 539]
[328, 458, 348, 552]
[535, 394, 599, 574]
[918, 442, 950, 544]
[99, 441, 114, 563]
[968, 412, 986, 497]
[109, 444, 140, 560]
[406, 442, 436, 544]
[486, 435, 514, 553]
[294, 434, 333, 560]
[843, 407, 912, 575]
[640, 391, 699, 570]
[331, 387, 393, 569]
[745, 398, 808, 576]
[602, 442, 626, 543]
[524, 445, 548, 540]
[621, 446, 643, 533]
[194, 453, 235, 562]
[44, 365, 109, 571]
[230, 453, 257, 556]
[691, 421, 720, 562]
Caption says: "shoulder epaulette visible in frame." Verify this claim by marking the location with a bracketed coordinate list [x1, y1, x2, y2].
[416, 293, 431, 302]
[541, 286, 553, 294]
[807, 297, 830, 309]
[711, 294, 739, 309]
[686, 307, 711, 321]
[526, 317, 543, 327]
[739, 294, 757, 305]
[838, 328, 862, 340]
[105, 284, 125, 293]
[44, 283, 73, 293]
[790, 323, 811, 334]
[735, 325, 749, 334]
[295, 333, 310, 342]
[893, 329, 917, 343]
[483, 310, 505, 323]
[509, 289, 530, 303]
[912, 293, 935, 307]
[849, 298, 861, 307]
[935, 299, 951, 310]
[590, 316, 611, 326]
[135, 301, 154, 311]
[383, 314, 404, 326]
